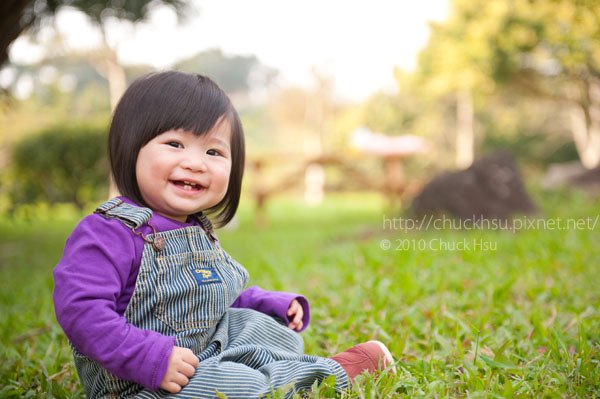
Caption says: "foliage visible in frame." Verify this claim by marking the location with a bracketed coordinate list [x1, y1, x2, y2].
[36, 0, 191, 26]
[1, 0, 35, 69]
[1, 0, 192, 68]
[359, 91, 420, 136]
[479, 0, 600, 91]
[413, 0, 600, 167]
[265, 73, 342, 153]
[1, 58, 112, 135]
[176, 48, 277, 95]
[7, 123, 108, 209]
[0, 191, 598, 397]
[483, 131, 579, 170]
[356, 75, 577, 170]
[480, 89, 579, 168]
[416, 0, 600, 94]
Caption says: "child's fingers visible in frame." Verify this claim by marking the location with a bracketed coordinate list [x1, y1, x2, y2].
[288, 312, 303, 330]
[289, 321, 302, 331]
[180, 347, 199, 368]
[180, 361, 196, 378]
[172, 372, 190, 388]
[287, 300, 304, 330]
[292, 311, 302, 324]
[162, 381, 183, 394]
[287, 300, 300, 316]
[182, 354, 199, 368]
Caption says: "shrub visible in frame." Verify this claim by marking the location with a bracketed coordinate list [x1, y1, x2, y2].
[9, 123, 109, 209]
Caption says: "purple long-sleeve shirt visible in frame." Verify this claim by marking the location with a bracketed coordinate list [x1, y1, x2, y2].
[53, 198, 310, 390]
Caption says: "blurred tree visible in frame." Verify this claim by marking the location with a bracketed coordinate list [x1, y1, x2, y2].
[484, 0, 600, 169]
[268, 71, 340, 153]
[2, 0, 193, 197]
[415, 0, 506, 168]
[416, 0, 600, 169]
[176, 48, 277, 96]
[480, 88, 578, 168]
[360, 92, 413, 136]
[1, 1, 33, 69]
[349, 70, 456, 169]
[9, 123, 108, 208]
[1, 0, 191, 108]
[358, 70, 436, 139]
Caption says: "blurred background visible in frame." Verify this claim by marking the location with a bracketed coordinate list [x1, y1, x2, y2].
[2, 0, 598, 216]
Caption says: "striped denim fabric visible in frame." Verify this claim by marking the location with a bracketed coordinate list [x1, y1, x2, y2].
[73, 199, 348, 398]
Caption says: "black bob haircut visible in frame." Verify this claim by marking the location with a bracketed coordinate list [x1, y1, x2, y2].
[108, 71, 245, 227]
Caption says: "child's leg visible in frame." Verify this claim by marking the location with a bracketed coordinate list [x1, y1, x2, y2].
[134, 309, 349, 398]
[172, 348, 347, 398]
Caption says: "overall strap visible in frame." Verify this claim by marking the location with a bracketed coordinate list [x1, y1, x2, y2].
[94, 198, 153, 229]
[193, 212, 219, 243]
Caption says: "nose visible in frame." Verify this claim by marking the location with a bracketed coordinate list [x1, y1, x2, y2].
[180, 153, 208, 172]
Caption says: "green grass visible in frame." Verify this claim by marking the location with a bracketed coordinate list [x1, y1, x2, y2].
[0, 191, 598, 398]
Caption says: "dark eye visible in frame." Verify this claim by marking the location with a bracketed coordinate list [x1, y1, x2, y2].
[167, 141, 183, 148]
[207, 149, 223, 156]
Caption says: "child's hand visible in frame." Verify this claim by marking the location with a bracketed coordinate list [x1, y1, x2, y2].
[287, 299, 304, 331]
[160, 346, 199, 393]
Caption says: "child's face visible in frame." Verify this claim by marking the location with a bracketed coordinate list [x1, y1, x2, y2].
[135, 121, 232, 222]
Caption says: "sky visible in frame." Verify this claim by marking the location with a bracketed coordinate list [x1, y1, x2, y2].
[9, 0, 450, 101]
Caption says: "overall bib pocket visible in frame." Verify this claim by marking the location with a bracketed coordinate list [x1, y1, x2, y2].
[154, 250, 228, 332]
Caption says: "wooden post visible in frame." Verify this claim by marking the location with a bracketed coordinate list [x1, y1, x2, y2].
[383, 155, 405, 211]
[251, 159, 268, 227]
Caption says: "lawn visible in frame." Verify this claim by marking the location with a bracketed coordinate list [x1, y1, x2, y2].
[0, 190, 598, 398]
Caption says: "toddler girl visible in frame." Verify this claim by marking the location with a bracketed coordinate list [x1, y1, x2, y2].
[53, 71, 393, 398]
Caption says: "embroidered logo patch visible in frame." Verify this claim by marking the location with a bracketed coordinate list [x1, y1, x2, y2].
[193, 268, 222, 285]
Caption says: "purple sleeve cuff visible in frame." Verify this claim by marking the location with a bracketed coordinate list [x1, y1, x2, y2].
[231, 286, 310, 332]
[150, 336, 176, 390]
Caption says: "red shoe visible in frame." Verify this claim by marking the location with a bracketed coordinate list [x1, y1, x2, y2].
[330, 340, 395, 380]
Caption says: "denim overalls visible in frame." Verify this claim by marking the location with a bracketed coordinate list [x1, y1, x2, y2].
[72, 198, 348, 398]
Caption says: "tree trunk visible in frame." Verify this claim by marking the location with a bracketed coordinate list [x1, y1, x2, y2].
[0, 0, 33, 67]
[105, 50, 127, 112]
[568, 79, 600, 169]
[106, 48, 126, 197]
[94, 26, 127, 197]
[456, 89, 475, 169]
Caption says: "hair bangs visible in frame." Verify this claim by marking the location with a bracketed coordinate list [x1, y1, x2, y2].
[137, 73, 232, 143]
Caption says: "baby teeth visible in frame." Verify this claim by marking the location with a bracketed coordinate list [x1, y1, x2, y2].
[182, 181, 197, 190]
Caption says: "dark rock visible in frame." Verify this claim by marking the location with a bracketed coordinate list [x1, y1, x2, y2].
[410, 152, 538, 221]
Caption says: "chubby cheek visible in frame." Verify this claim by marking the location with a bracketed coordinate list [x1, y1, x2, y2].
[135, 157, 162, 202]
[137, 148, 167, 179]
[214, 164, 231, 195]
[135, 169, 153, 204]
[221, 163, 232, 183]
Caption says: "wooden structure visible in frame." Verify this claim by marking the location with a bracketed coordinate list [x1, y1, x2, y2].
[246, 129, 427, 225]
[248, 152, 423, 225]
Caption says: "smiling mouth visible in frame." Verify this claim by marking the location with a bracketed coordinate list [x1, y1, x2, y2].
[172, 180, 204, 191]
